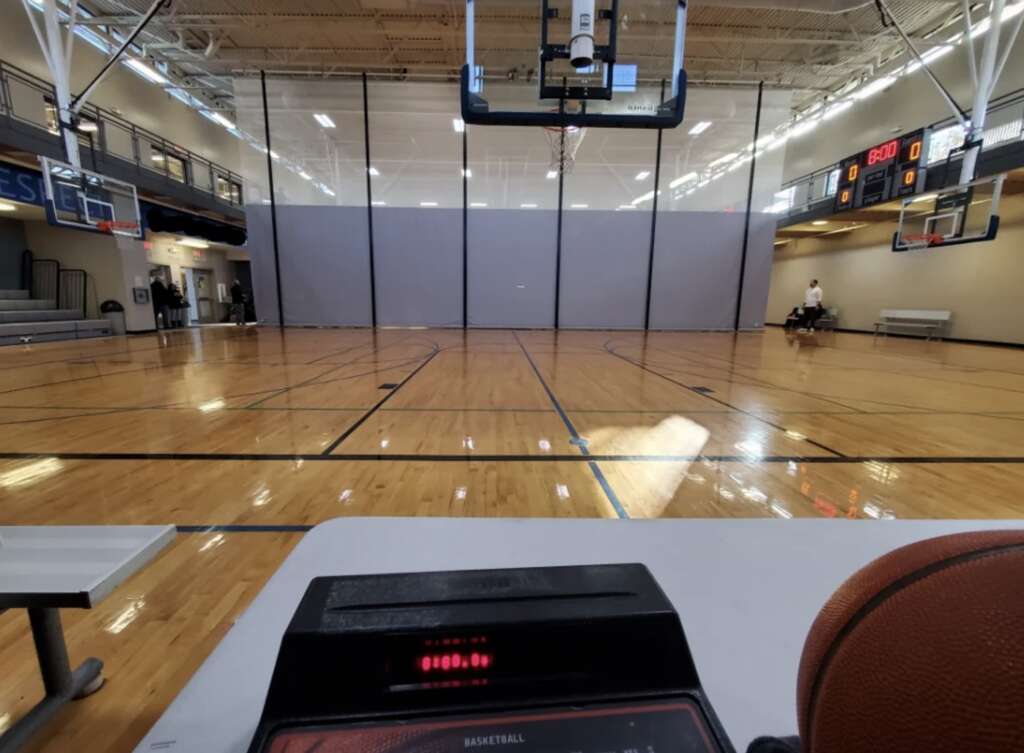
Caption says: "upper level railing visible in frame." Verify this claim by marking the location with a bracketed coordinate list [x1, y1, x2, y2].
[0, 59, 244, 209]
[770, 87, 1024, 221]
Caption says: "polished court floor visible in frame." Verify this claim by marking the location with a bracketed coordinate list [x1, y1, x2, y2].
[2, 325, 1024, 751]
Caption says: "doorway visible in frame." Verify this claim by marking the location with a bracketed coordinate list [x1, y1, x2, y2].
[183, 268, 216, 323]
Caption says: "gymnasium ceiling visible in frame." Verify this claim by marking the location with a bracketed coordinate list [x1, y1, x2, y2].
[70, 0, 974, 116]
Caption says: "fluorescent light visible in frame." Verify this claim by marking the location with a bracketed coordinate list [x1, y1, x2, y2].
[371, 201, 386, 206]
[420, 201, 438, 207]
[570, 203, 588, 208]
[452, 118, 465, 132]
[912, 194, 936, 203]
[710, 152, 738, 167]
[853, 76, 894, 100]
[469, 202, 488, 207]
[299, 171, 312, 180]
[462, 168, 472, 178]
[270, 150, 280, 160]
[520, 203, 538, 208]
[688, 120, 712, 135]
[631, 190, 658, 205]
[76, 120, 98, 133]
[634, 171, 650, 181]
[207, 112, 236, 130]
[812, 220, 828, 226]
[669, 171, 698, 189]
[179, 237, 209, 249]
[124, 58, 168, 85]
[617, 204, 637, 210]
[368, 166, 380, 176]
[0, 202, 17, 212]
[546, 170, 558, 179]
[321, 187, 336, 197]
[313, 113, 336, 128]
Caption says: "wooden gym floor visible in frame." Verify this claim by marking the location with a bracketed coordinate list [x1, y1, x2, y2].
[2, 325, 1024, 751]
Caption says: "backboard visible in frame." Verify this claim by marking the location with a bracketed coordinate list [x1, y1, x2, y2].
[461, 0, 687, 129]
[39, 156, 143, 239]
[892, 174, 1003, 252]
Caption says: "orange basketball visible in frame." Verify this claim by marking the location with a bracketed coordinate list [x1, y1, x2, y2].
[796, 530, 1024, 753]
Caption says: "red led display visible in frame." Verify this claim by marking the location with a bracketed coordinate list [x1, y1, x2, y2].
[417, 652, 492, 673]
[866, 139, 899, 166]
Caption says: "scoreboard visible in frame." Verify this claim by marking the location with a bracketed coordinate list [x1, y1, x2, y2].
[835, 129, 928, 211]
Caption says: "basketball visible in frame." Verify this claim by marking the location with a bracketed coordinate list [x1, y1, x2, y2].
[797, 531, 1024, 753]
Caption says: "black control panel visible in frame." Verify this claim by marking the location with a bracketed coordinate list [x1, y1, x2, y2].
[247, 564, 734, 753]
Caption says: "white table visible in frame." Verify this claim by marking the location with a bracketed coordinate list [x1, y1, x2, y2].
[134, 518, 1024, 753]
[0, 525, 176, 753]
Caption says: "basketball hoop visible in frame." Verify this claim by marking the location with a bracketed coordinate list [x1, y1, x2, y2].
[96, 220, 142, 237]
[543, 122, 587, 174]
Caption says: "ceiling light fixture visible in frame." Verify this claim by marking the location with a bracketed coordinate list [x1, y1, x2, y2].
[688, 121, 712, 135]
[313, 113, 336, 128]
[124, 58, 167, 85]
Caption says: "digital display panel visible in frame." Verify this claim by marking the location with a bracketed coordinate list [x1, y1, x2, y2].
[834, 129, 927, 210]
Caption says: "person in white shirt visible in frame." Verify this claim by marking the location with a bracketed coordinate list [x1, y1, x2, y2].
[798, 279, 823, 331]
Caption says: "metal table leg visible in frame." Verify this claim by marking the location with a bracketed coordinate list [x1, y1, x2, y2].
[0, 608, 104, 753]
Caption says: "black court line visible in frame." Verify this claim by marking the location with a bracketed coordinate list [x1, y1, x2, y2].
[603, 342, 848, 459]
[514, 333, 629, 520]
[2, 451, 1024, 464]
[176, 524, 313, 533]
[320, 346, 441, 455]
[612, 339, 872, 415]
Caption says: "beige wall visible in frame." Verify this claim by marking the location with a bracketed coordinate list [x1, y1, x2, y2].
[23, 219, 156, 329]
[766, 194, 1024, 344]
[1, 4, 240, 172]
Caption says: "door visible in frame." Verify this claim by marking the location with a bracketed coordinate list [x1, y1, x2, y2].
[192, 268, 216, 323]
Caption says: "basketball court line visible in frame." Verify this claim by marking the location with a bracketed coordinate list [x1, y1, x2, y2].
[238, 344, 439, 408]
[603, 341, 885, 415]
[1, 451, 1023, 464]
[321, 346, 442, 455]
[804, 339, 1024, 380]
[602, 343, 848, 459]
[513, 333, 629, 520]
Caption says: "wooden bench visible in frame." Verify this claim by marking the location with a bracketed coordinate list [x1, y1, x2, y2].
[873, 309, 951, 341]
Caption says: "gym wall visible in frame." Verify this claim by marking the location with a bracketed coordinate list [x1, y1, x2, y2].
[766, 193, 1024, 345]
[235, 77, 790, 330]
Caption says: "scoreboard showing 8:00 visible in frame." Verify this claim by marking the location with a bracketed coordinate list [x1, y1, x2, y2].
[835, 129, 928, 211]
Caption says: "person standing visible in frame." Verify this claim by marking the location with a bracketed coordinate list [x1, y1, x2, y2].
[230, 279, 246, 325]
[167, 283, 185, 328]
[150, 275, 170, 330]
[798, 279, 823, 332]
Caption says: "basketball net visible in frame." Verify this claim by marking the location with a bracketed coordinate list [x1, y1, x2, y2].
[543, 124, 586, 174]
[901, 233, 945, 249]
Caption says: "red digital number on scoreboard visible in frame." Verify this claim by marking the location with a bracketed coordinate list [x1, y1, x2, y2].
[866, 139, 899, 166]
